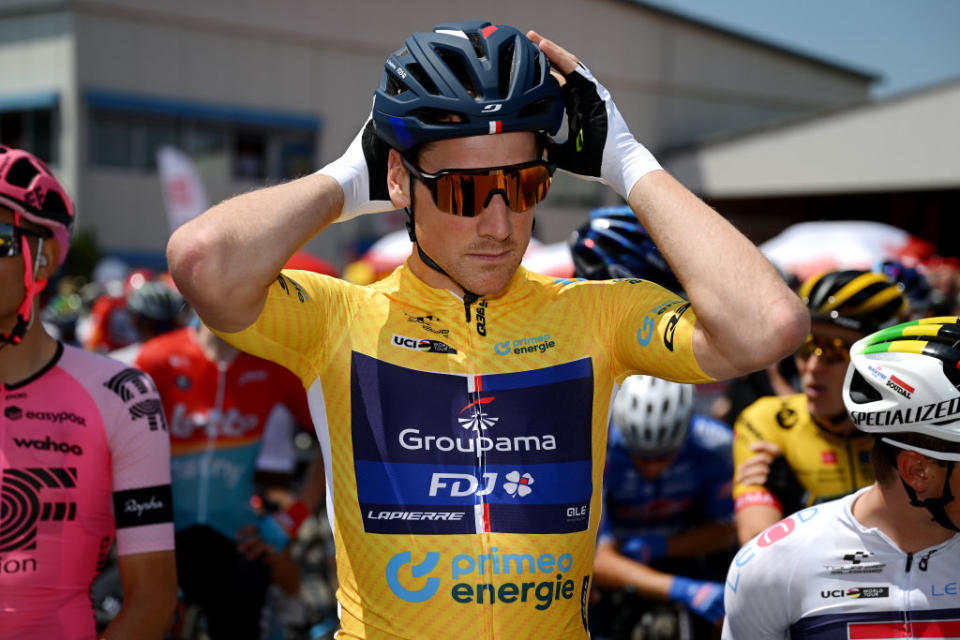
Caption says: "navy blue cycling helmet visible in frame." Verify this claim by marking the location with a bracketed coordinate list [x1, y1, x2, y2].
[875, 259, 933, 315]
[372, 21, 564, 152]
[570, 206, 682, 292]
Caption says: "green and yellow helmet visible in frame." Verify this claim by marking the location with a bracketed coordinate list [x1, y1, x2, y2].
[799, 270, 907, 334]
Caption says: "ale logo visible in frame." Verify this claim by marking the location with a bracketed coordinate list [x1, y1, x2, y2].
[386, 551, 441, 602]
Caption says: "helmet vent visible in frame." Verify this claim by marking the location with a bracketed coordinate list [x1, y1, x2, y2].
[467, 33, 486, 59]
[435, 47, 479, 98]
[497, 39, 516, 99]
[6, 157, 37, 188]
[406, 63, 440, 96]
[941, 355, 960, 388]
[848, 370, 883, 404]
[42, 190, 69, 218]
[409, 108, 466, 125]
[385, 74, 407, 97]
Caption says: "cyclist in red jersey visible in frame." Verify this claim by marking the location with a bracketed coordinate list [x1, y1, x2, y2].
[0, 146, 176, 639]
[134, 319, 324, 639]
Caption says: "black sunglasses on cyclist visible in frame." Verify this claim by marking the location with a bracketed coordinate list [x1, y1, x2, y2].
[401, 156, 555, 217]
[0, 222, 47, 258]
[796, 334, 852, 364]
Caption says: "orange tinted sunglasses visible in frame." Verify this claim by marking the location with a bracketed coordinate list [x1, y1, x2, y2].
[402, 157, 554, 217]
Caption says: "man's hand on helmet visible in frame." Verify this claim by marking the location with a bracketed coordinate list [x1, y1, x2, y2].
[317, 115, 394, 222]
[528, 31, 662, 201]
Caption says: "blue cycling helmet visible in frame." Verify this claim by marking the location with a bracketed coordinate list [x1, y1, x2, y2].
[372, 21, 564, 152]
[875, 259, 933, 315]
[569, 206, 682, 291]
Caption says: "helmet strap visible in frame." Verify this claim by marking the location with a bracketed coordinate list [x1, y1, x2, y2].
[1, 213, 48, 347]
[404, 174, 482, 321]
[899, 461, 960, 533]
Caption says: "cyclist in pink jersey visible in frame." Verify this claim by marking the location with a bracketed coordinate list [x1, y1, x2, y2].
[0, 146, 176, 639]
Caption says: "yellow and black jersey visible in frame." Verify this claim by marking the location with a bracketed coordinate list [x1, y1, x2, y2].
[733, 393, 874, 515]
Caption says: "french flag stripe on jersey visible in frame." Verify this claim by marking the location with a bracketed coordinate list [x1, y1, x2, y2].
[848, 619, 960, 638]
[488, 121, 502, 134]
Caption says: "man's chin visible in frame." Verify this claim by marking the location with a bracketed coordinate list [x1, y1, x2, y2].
[458, 262, 520, 297]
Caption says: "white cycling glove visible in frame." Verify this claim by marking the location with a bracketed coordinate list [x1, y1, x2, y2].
[548, 62, 662, 200]
[316, 117, 395, 222]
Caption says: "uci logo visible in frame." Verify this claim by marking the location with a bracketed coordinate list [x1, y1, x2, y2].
[386, 551, 441, 602]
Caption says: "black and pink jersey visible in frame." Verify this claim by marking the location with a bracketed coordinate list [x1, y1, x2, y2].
[1, 343, 174, 639]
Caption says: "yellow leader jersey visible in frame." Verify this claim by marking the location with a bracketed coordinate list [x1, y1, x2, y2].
[732, 393, 875, 515]
[220, 264, 710, 639]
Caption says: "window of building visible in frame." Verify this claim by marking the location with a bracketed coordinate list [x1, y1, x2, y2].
[233, 132, 267, 180]
[86, 92, 318, 181]
[90, 114, 135, 168]
[0, 109, 56, 162]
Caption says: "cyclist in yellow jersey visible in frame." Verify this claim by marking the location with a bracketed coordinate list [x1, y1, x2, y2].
[167, 22, 808, 639]
[733, 270, 908, 544]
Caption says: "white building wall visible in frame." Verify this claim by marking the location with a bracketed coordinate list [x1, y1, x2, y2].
[0, 9, 78, 193]
[1, 0, 874, 259]
[664, 82, 960, 198]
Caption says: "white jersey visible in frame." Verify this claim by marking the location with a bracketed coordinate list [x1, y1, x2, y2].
[723, 487, 960, 639]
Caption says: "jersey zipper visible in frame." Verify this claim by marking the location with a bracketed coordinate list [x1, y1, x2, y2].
[460, 292, 495, 638]
[463, 291, 479, 322]
[197, 361, 228, 524]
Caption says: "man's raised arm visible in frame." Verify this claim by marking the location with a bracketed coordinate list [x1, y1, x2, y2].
[531, 31, 808, 380]
[167, 173, 344, 332]
[626, 172, 807, 380]
[168, 115, 396, 332]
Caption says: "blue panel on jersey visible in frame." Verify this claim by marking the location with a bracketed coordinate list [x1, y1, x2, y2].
[351, 352, 593, 535]
[355, 460, 591, 505]
[478, 358, 593, 392]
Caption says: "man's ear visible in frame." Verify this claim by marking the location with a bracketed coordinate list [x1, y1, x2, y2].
[897, 449, 940, 494]
[387, 149, 410, 209]
[35, 236, 60, 281]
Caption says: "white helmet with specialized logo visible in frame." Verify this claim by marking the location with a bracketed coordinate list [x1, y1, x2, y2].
[843, 317, 960, 531]
[611, 375, 694, 458]
[843, 317, 960, 452]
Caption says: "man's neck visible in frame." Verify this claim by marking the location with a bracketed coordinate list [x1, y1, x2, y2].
[0, 314, 58, 386]
[407, 246, 465, 297]
[852, 483, 957, 552]
[192, 323, 238, 365]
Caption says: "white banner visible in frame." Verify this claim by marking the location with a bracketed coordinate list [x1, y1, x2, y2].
[157, 146, 210, 234]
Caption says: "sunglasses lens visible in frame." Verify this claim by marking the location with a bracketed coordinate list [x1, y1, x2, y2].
[431, 165, 551, 216]
[0, 224, 19, 257]
[515, 164, 551, 212]
[797, 335, 850, 363]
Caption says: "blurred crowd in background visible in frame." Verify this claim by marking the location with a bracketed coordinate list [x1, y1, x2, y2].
[30, 200, 960, 639]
